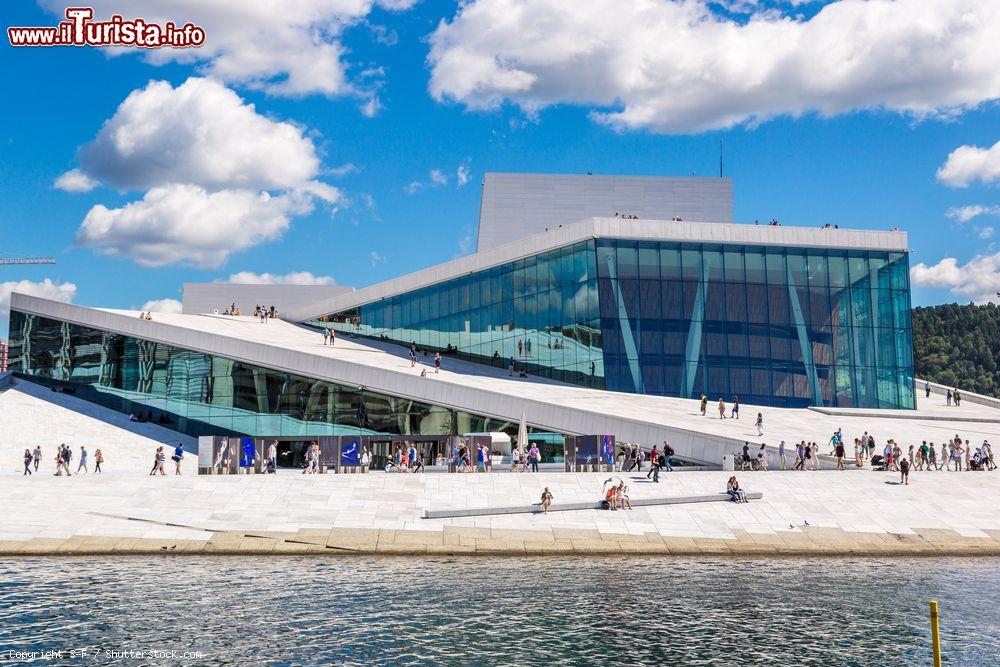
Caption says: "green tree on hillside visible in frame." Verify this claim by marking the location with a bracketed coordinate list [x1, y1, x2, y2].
[912, 303, 1000, 397]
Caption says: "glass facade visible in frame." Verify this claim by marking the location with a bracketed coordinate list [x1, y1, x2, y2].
[7, 312, 525, 438]
[314, 239, 914, 409]
[309, 241, 604, 388]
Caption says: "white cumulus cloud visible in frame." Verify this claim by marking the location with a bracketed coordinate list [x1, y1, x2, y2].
[937, 140, 1000, 188]
[946, 205, 1000, 223]
[429, 169, 448, 186]
[65, 78, 339, 268]
[41, 0, 419, 98]
[1, 279, 77, 330]
[456, 160, 471, 187]
[911, 254, 1000, 303]
[226, 271, 335, 285]
[428, 0, 1000, 133]
[75, 184, 334, 269]
[140, 298, 183, 314]
[53, 168, 98, 193]
[76, 78, 321, 192]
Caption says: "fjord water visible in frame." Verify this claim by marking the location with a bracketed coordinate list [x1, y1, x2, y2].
[1, 556, 996, 665]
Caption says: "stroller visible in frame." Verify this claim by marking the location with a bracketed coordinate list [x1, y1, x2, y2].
[870, 454, 887, 471]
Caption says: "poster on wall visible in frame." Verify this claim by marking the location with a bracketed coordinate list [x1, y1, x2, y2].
[600, 435, 616, 466]
[575, 435, 599, 468]
[340, 437, 361, 466]
[239, 437, 255, 468]
[213, 437, 234, 474]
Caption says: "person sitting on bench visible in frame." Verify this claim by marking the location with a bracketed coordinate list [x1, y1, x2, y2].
[540, 487, 553, 513]
[604, 485, 619, 511]
[616, 483, 633, 510]
[727, 476, 749, 503]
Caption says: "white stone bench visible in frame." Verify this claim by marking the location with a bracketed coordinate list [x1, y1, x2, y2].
[423, 492, 763, 519]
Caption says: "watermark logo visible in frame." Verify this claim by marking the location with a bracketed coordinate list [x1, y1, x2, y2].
[8, 7, 206, 48]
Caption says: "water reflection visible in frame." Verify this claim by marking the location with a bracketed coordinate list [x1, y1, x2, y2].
[0, 556, 996, 665]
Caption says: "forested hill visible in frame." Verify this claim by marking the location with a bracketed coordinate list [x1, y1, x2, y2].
[912, 303, 1000, 397]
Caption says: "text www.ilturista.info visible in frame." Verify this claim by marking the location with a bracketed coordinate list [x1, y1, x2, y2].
[8, 7, 205, 48]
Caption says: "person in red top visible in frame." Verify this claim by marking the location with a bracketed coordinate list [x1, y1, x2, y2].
[646, 447, 659, 479]
[605, 486, 618, 511]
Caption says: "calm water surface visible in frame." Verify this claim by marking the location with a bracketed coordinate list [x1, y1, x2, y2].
[0, 556, 997, 665]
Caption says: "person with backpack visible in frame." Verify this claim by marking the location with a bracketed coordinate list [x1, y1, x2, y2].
[62, 445, 73, 476]
[32, 445, 42, 472]
[662, 440, 674, 472]
[267, 440, 277, 474]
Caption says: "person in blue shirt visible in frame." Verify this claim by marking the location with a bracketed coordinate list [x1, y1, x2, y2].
[172, 443, 185, 475]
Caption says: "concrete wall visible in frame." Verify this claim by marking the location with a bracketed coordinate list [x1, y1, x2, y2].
[183, 283, 353, 316]
[477, 173, 733, 251]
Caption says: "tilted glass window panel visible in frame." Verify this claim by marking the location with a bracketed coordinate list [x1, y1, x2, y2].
[744, 249, 766, 284]
[765, 249, 787, 285]
[681, 248, 702, 281]
[596, 242, 615, 278]
[660, 244, 682, 282]
[638, 243, 659, 280]
[787, 251, 807, 286]
[617, 243, 639, 280]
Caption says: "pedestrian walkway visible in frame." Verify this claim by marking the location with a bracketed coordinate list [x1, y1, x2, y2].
[1, 469, 997, 555]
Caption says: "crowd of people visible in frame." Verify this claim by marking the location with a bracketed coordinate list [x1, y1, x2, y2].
[728, 426, 997, 484]
[215, 303, 278, 321]
[385, 443, 426, 473]
[21, 444, 105, 476]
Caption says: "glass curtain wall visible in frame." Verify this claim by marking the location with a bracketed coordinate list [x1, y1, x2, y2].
[310, 241, 604, 387]
[308, 238, 913, 410]
[7, 312, 523, 438]
[595, 239, 913, 409]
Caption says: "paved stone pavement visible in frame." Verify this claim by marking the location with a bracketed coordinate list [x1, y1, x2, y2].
[1, 467, 997, 555]
[0, 377, 198, 476]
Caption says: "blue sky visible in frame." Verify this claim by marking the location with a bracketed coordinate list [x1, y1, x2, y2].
[2, 0, 1000, 337]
